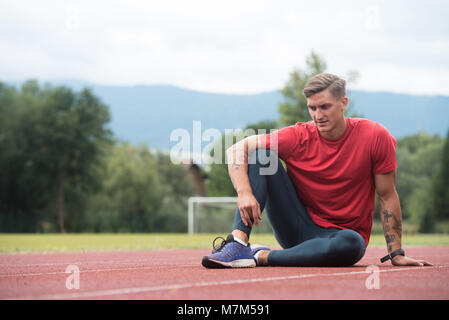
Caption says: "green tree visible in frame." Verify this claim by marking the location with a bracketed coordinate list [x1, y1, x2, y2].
[206, 132, 239, 197]
[432, 128, 449, 220]
[85, 144, 195, 232]
[0, 80, 112, 232]
[0, 82, 54, 231]
[97, 144, 164, 232]
[36, 83, 112, 232]
[153, 150, 195, 232]
[395, 133, 444, 232]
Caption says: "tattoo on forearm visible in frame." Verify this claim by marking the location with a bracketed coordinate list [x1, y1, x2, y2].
[382, 209, 401, 253]
[228, 145, 249, 191]
[229, 147, 247, 171]
[385, 234, 395, 243]
[383, 210, 393, 223]
[392, 214, 402, 239]
[231, 164, 241, 171]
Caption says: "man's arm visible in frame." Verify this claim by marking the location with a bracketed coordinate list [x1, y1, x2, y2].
[375, 170, 432, 266]
[226, 134, 264, 227]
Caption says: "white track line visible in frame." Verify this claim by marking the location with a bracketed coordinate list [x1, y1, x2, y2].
[0, 257, 189, 268]
[0, 263, 199, 278]
[5, 265, 449, 300]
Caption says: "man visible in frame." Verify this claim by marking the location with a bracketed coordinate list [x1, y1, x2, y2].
[202, 73, 432, 268]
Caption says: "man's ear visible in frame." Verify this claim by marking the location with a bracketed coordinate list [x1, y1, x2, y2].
[341, 97, 348, 111]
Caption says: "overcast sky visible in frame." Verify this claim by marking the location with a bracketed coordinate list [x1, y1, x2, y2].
[1, 0, 448, 95]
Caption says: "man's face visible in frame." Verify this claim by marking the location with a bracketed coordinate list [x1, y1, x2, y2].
[306, 89, 348, 134]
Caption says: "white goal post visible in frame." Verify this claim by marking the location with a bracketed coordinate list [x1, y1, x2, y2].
[187, 197, 238, 235]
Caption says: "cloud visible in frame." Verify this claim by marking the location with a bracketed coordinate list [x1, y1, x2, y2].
[0, 0, 448, 95]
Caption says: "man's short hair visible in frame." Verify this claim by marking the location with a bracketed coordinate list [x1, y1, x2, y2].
[303, 73, 346, 99]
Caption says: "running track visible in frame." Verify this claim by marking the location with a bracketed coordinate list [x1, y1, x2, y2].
[1, 246, 449, 300]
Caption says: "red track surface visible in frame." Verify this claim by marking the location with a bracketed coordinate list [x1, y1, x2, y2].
[1, 246, 448, 300]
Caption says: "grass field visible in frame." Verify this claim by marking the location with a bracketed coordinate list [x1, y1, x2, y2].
[1, 233, 449, 254]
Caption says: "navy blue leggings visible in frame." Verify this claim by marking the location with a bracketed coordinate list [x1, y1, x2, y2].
[233, 149, 366, 267]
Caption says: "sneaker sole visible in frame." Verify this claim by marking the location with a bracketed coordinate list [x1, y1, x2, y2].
[202, 256, 256, 269]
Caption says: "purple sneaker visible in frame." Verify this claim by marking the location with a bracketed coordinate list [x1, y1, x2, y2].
[250, 244, 271, 256]
[201, 234, 256, 268]
[250, 244, 271, 266]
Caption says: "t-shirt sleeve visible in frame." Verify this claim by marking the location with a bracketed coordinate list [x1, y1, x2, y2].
[262, 124, 301, 159]
[371, 123, 397, 175]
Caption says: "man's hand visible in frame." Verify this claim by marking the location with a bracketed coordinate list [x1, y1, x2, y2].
[226, 135, 265, 228]
[375, 171, 433, 267]
[391, 255, 433, 266]
[237, 191, 262, 227]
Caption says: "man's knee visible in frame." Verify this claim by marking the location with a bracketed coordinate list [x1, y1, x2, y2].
[330, 229, 366, 266]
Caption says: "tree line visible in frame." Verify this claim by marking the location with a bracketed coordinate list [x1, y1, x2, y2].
[1, 52, 448, 233]
[0, 80, 195, 233]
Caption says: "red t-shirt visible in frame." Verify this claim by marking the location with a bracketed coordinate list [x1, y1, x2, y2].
[263, 118, 397, 246]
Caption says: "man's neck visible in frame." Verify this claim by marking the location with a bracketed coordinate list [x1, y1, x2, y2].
[320, 117, 348, 141]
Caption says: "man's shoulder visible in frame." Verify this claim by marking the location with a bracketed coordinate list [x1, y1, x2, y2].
[274, 121, 316, 136]
[293, 121, 318, 140]
[348, 117, 376, 127]
[292, 120, 317, 132]
[349, 118, 391, 134]
[269, 121, 317, 150]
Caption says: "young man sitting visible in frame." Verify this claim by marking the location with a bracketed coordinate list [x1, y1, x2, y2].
[202, 73, 432, 268]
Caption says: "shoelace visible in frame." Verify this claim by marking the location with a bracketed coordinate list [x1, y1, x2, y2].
[212, 236, 227, 253]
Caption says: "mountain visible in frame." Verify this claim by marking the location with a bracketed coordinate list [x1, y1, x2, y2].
[93, 84, 283, 151]
[8, 80, 449, 151]
[348, 90, 449, 139]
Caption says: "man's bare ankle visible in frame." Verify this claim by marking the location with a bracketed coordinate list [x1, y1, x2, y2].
[257, 250, 270, 266]
[232, 230, 249, 245]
